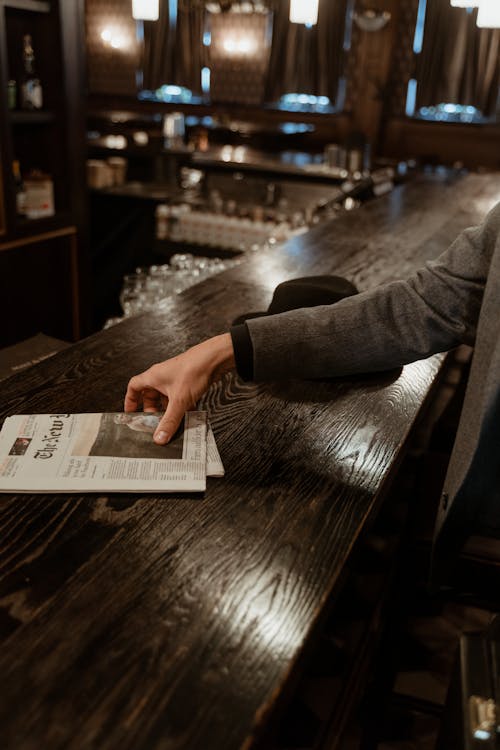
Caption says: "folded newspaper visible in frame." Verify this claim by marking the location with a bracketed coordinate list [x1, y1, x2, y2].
[0, 412, 224, 493]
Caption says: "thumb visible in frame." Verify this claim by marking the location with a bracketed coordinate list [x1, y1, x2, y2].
[154, 399, 185, 444]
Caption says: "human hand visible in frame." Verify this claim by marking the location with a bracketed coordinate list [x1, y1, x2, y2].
[124, 333, 235, 444]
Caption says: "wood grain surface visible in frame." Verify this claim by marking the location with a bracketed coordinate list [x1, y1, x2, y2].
[0, 171, 499, 750]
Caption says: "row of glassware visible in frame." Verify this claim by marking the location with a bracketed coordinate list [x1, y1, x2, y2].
[104, 253, 243, 328]
[155, 203, 293, 251]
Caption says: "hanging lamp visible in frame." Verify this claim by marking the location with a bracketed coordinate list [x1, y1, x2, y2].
[289, 0, 319, 26]
[132, 0, 159, 21]
[477, 0, 500, 27]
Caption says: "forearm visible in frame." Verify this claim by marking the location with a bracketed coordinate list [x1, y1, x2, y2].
[199, 333, 236, 382]
[235, 202, 499, 381]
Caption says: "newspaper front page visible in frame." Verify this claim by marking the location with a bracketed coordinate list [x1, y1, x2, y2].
[0, 412, 210, 493]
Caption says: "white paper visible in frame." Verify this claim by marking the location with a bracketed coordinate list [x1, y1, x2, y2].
[0, 412, 208, 493]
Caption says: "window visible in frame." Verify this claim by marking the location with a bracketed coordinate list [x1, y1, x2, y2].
[265, 0, 353, 113]
[274, 93, 335, 114]
[406, 0, 500, 123]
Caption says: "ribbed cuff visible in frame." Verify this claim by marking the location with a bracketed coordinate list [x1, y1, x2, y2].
[230, 324, 254, 381]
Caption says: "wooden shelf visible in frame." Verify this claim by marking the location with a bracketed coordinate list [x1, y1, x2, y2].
[0, 213, 75, 249]
[0, 0, 87, 345]
[0, 223, 75, 253]
[2, 0, 50, 12]
[9, 110, 55, 124]
[14, 211, 72, 233]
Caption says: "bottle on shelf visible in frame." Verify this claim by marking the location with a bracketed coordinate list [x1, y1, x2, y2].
[12, 160, 26, 217]
[20, 34, 43, 110]
[7, 80, 17, 110]
[23, 169, 55, 219]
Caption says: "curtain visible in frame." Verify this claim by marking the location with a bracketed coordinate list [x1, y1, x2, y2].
[142, 1, 176, 91]
[264, 0, 350, 104]
[416, 0, 500, 117]
[142, 1, 205, 95]
[173, 5, 206, 93]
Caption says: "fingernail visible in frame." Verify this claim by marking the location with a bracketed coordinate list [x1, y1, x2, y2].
[154, 431, 169, 444]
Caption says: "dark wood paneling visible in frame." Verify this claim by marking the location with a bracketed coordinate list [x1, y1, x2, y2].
[0, 229, 78, 347]
[383, 117, 500, 170]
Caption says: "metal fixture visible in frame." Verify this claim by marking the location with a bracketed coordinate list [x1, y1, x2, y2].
[353, 6, 391, 31]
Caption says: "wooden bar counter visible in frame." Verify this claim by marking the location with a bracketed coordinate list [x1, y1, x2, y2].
[0, 171, 499, 750]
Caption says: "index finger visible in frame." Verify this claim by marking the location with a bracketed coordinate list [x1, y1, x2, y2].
[154, 397, 187, 444]
[124, 374, 146, 412]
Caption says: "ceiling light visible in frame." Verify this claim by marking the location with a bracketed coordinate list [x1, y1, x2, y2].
[477, 0, 500, 27]
[289, 0, 319, 26]
[132, 0, 159, 21]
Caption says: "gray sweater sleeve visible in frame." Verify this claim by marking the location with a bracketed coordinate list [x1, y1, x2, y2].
[246, 202, 500, 381]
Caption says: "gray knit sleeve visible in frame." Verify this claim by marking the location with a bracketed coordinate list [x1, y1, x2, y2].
[246, 202, 500, 381]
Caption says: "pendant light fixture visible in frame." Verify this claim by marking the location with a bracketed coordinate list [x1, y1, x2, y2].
[477, 0, 500, 27]
[132, 0, 159, 21]
[289, 0, 319, 26]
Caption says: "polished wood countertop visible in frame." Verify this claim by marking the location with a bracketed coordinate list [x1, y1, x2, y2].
[1, 171, 499, 750]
